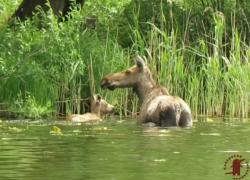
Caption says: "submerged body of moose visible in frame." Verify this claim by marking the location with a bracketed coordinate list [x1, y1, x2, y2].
[101, 55, 193, 127]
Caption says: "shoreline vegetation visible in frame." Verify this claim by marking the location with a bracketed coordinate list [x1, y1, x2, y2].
[0, 0, 250, 120]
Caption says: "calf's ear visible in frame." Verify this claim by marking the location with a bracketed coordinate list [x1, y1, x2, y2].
[136, 55, 145, 71]
[93, 94, 102, 102]
[96, 94, 102, 102]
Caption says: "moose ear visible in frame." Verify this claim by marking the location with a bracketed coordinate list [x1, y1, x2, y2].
[136, 55, 145, 71]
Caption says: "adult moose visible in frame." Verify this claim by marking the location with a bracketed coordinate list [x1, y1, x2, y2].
[101, 55, 193, 127]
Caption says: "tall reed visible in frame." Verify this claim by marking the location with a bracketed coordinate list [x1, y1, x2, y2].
[128, 1, 250, 118]
[1, 0, 250, 120]
[0, 1, 129, 119]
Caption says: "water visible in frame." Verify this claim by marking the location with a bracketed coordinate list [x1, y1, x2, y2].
[0, 118, 250, 180]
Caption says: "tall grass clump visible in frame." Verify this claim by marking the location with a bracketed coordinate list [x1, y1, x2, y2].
[190, 9, 250, 118]
[1, 0, 250, 120]
[127, 1, 250, 118]
[0, 0, 130, 119]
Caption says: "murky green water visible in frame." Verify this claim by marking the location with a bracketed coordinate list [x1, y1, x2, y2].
[0, 118, 250, 180]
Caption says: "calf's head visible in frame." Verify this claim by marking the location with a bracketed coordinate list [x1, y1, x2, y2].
[92, 94, 115, 116]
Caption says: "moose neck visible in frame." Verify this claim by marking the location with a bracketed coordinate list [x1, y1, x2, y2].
[91, 106, 101, 117]
[133, 72, 155, 104]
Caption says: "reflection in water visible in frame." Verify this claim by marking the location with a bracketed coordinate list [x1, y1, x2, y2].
[0, 119, 250, 180]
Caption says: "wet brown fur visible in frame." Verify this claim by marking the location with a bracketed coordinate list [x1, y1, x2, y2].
[101, 56, 192, 127]
[66, 94, 114, 123]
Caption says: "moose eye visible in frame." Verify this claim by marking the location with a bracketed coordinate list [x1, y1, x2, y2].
[125, 70, 131, 75]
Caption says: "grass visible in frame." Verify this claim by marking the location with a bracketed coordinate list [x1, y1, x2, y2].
[0, 1, 129, 119]
[129, 2, 250, 118]
[0, 0, 250, 120]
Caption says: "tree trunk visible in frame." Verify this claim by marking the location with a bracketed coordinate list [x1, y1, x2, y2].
[11, 0, 85, 22]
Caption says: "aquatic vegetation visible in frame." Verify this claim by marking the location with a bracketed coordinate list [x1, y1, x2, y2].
[50, 126, 62, 135]
[200, 133, 221, 136]
[0, 0, 250, 120]
[8, 126, 23, 132]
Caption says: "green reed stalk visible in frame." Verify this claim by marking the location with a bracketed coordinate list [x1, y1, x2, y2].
[1, 0, 250, 120]
[128, 1, 250, 119]
[0, 2, 130, 119]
